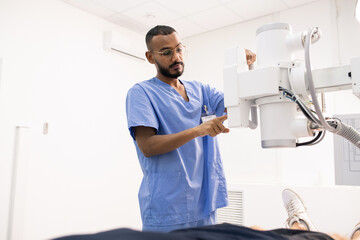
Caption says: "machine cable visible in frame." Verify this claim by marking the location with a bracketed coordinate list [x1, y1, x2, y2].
[279, 86, 326, 147]
[304, 27, 360, 149]
[296, 130, 325, 147]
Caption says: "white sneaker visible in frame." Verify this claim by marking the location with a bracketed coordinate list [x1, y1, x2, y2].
[350, 222, 360, 240]
[282, 188, 318, 231]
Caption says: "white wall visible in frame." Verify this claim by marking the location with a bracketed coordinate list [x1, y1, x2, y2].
[0, 0, 154, 239]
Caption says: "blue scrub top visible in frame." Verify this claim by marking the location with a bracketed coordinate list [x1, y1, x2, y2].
[126, 77, 228, 226]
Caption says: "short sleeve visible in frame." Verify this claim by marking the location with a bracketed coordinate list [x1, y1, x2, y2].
[202, 84, 225, 117]
[126, 84, 159, 141]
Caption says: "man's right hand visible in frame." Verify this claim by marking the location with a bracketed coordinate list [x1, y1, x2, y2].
[195, 115, 230, 137]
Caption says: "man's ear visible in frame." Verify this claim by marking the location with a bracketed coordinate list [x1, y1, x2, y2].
[146, 51, 155, 64]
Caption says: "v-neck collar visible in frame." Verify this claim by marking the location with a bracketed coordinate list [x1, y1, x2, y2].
[154, 77, 190, 103]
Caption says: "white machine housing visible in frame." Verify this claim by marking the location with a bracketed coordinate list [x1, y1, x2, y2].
[224, 22, 360, 148]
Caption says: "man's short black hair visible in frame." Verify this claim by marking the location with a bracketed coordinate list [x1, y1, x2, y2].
[145, 25, 176, 50]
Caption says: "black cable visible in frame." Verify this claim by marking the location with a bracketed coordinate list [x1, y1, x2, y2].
[279, 87, 321, 125]
[296, 130, 325, 147]
[311, 130, 326, 145]
[296, 101, 317, 123]
[277, 87, 327, 147]
[281, 87, 319, 124]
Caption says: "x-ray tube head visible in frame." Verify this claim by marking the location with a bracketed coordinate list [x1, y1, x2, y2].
[256, 23, 312, 147]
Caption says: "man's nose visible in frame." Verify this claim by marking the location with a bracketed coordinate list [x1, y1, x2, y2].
[171, 50, 181, 62]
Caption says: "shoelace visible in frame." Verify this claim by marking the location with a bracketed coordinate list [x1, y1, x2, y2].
[285, 198, 307, 227]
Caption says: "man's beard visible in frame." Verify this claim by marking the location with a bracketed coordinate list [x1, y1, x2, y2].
[156, 59, 184, 79]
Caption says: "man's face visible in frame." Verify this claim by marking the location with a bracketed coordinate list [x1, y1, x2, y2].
[146, 32, 185, 79]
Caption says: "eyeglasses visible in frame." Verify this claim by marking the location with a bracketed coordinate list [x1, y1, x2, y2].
[150, 43, 186, 58]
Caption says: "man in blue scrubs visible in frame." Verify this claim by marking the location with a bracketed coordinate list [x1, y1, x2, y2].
[126, 25, 256, 232]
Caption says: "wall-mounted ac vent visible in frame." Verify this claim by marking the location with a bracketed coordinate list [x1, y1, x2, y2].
[217, 190, 243, 225]
[103, 31, 146, 61]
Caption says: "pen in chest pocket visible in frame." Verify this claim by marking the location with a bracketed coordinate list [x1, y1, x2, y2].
[201, 105, 216, 123]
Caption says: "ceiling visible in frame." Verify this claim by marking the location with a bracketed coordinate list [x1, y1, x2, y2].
[61, 0, 317, 38]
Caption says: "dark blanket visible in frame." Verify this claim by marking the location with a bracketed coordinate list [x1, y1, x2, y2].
[53, 223, 334, 240]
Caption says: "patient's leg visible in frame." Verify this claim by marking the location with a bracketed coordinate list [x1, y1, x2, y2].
[250, 223, 307, 231]
[249, 223, 307, 231]
[249, 225, 266, 231]
[289, 221, 308, 231]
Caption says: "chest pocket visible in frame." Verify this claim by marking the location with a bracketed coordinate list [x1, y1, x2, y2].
[201, 86, 214, 116]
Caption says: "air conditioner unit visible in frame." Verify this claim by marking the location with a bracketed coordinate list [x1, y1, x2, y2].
[103, 31, 146, 61]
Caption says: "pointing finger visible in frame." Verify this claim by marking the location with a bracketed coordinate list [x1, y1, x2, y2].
[217, 115, 228, 122]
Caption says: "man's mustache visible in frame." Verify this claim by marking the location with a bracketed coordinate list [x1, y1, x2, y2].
[169, 61, 184, 68]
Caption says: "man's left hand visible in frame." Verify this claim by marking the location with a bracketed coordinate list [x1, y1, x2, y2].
[245, 49, 256, 66]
